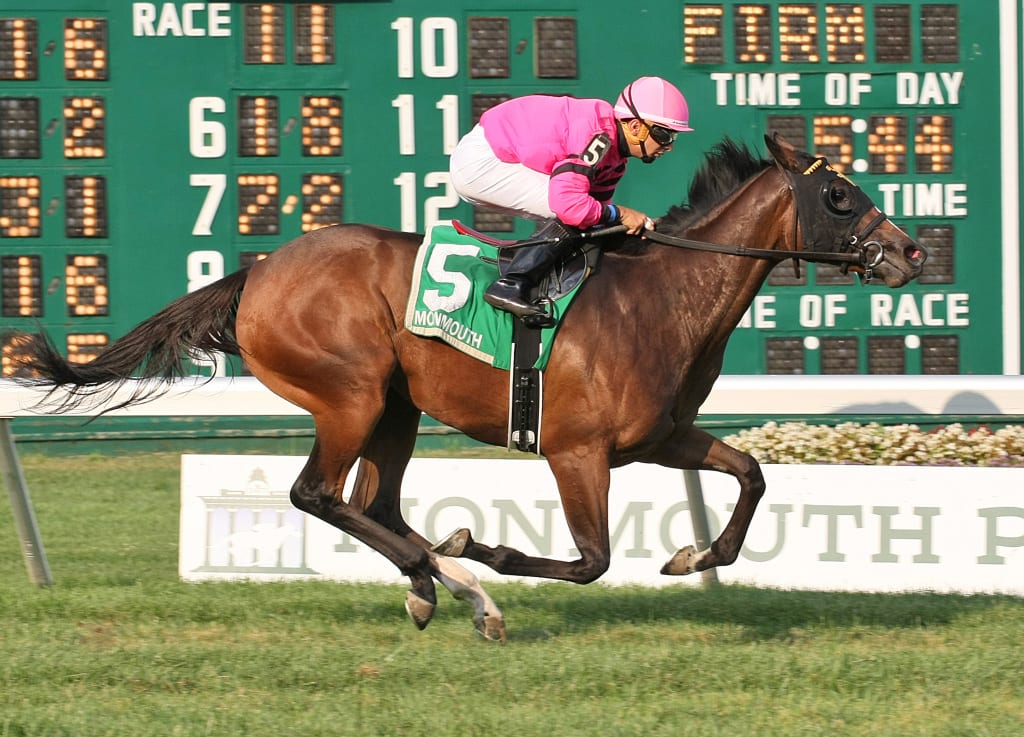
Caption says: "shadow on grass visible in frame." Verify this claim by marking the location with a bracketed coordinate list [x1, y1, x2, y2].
[477, 581, 1022, 640]
[10, 569, 1017, 643]
[158, 578, 1022, 642]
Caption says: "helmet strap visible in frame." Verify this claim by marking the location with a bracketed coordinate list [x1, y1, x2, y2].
[638, 139, 656, 164]
[619, 82, 657, 163]
[620, 118, 648, 144]
[619, 119, 656, 162]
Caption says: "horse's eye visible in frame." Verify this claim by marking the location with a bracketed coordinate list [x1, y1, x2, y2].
[824, 181, 854, 214]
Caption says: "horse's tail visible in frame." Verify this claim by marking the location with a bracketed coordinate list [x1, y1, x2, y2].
[5, 268, 250, 413]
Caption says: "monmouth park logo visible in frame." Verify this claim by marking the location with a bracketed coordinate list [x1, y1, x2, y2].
[192, 467, 316, 575]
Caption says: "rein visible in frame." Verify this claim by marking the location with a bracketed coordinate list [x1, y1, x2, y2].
[584, 212, 883, 271]
[639, 228, 862, 266]
[583, 157, 891, 281]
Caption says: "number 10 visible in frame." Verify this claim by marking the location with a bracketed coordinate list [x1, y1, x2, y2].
[390, 16, 458, 78]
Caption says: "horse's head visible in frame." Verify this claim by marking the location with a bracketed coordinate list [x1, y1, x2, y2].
[765, 132, 927, 287]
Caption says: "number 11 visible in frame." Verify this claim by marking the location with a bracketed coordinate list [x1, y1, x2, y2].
[392, 93, 459, 155]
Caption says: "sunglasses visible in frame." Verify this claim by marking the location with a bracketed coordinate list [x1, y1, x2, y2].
[648, 124, 678, 147]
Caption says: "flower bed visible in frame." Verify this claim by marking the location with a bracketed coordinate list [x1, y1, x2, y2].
[723, 422, 1024, 466]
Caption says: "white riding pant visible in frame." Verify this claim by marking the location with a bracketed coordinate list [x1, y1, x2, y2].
[448, 124, 555, 222]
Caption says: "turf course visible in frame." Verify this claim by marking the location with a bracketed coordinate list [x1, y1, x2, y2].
[2, 453, 1022, 736]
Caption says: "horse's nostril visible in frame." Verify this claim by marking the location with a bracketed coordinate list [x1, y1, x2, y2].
[905, 244, 927, 265]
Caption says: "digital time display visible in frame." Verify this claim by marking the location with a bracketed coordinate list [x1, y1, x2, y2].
[685, 4, 958, 65]
[684, 2, 987, 374]
[1, 254, 40, 317]
[64, 18, 108, 80]
[0, 176, 40, 237]
[0, 18, 37, 80]
[65, 254, 108, 317]
[63, 97, 106, 158]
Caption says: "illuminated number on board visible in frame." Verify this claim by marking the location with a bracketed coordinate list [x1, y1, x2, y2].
[64, 18, 108, 80]
[65, 255, 108, 316]
[1, 255, 41, 317]
[67, 333, 109, 365]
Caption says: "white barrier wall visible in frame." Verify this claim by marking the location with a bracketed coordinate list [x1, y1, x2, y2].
[180, 455, 1024, 595]
[5, 374, 1024, 417]
[5, 374, 1023, 591]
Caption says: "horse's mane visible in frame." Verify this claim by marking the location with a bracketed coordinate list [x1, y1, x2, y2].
[660, 136, 772, 231]
[607, 136, 772, 256]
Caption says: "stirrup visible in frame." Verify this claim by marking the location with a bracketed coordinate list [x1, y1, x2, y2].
[521, 303, 556, 329]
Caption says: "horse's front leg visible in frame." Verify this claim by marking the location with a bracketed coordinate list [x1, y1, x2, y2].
[648, 425, 766, 574]
[434, 449, 613, 584]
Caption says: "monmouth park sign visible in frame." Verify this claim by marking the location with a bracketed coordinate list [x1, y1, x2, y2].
[179, 456, 1024, 595]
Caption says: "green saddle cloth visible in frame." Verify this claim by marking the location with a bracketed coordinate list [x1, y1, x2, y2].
[404, 222, 587, 370]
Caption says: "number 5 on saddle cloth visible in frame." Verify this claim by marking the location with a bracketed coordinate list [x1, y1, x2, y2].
[404, 221, 600, 453]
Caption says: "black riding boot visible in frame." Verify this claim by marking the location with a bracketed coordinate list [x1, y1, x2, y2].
[484, 221, 580, 320]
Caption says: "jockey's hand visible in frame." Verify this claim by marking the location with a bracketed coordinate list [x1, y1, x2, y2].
[618, 205, 654, 235]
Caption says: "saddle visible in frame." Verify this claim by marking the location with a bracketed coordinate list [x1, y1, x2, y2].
[451, 220, 595, 305]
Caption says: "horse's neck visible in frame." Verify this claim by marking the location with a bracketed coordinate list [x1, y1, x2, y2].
[664, 169, 793, 343]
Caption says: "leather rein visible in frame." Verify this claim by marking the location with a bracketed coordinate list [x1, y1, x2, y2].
[584, 158, 892, 283]
[640, 210, 888, 281]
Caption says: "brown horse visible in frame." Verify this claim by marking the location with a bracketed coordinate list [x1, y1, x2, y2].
[8, 134, 925, 640]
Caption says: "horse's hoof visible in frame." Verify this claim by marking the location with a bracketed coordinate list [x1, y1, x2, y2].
[404, 590, 436, 631]
[474, 613, 508, 643]
[432, 528, 471, 557]
[661, 545, 698, 575]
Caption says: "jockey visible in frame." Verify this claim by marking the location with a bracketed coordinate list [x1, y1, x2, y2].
[448, 76, 694, 320]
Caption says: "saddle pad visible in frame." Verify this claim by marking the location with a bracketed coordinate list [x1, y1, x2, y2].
[405, 222, 586, 370]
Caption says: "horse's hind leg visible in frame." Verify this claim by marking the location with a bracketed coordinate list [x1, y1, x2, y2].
[651, 426, 765, 575]
[434, 448, 614, 584]
[290, 418, 439, 630]
[349, 390, 507, 641]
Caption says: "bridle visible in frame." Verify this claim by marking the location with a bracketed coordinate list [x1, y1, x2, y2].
[623, 157, 892, 283]
[782, 156, 889, 279]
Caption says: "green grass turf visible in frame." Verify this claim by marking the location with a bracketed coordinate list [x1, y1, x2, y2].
[2, 453, 1022, 736]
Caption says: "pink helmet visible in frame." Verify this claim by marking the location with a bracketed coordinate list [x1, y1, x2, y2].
[613, 76, 693, 132]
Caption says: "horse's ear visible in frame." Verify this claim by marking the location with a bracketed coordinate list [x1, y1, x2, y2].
[764, 131, 798, 169]
[764, 131, 816, 173]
